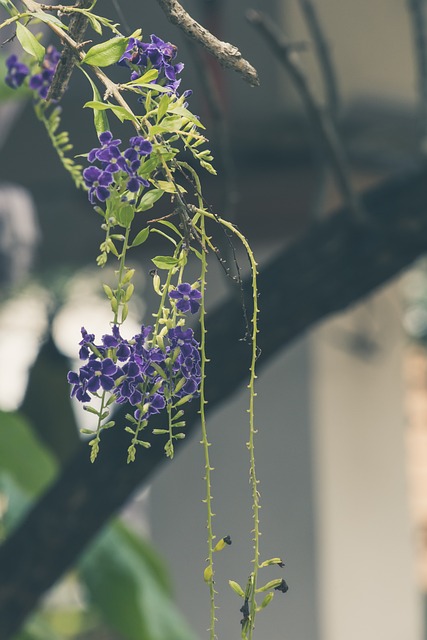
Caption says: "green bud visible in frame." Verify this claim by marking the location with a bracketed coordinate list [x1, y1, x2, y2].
[106, 238, 119, 256]
[127, 445, 136, 463]
[96, 252, 107, 266]
[204, 565, 213, 583]
[174, 394, 193, 407]
[256, 579, 283, 593]
[125, 426, 135, 435]
[153, 273, 161, 294]
[121, 303, 129, 322]
[123, 268, 136, 284]
[173, 432, 186, 439]
[213, 536, 232, 552]
[103, 284, 114, 299]
[228, 580, 245, 598]
[136, 440, 151, 448]
[173, 376, 187, 394]
[111, 297, 118, 313]
[83, 405, 100, 416]
[172, 410, 185, 421]
[152, 429, 169, 435]
[259, 558, 285, 568]
[125, 284, 134, 301]
[258, 592, 275, 610]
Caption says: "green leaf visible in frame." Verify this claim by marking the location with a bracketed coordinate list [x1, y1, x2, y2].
[80, 522, 197, 640]
[84, 11, 103, 35]
[0, 411, 57, 495]
[116, 203, 134, 227]
[131, 226, 150, 247]
[158, 220, 182, 237]
[167, 105, 205, 128]
[127, 68, 158, 86]
[83, 100, 138, 124]
[79, 68, 109, 134]
[151, 256, 179, 270]
[157, 94, 170, 122]
[154, 179, 186, 194]
[82, 36, 128, 67]
[151, 116, 186, 134]
[137, 189, 164, 212]
[128, 82, 169, 93]
[151, 228, 177, 246]
[15, 22, 45, 61]
[31, 12, 68, 29]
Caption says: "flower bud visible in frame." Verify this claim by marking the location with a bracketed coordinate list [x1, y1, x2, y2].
[258, 592, 275, 610]
[228, 580, 245, 598]
[203, 565, 213, 583]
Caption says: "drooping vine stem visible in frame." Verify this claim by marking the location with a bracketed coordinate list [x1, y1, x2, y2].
[198, 208, 261, 638]
[179, 163, 218, 638]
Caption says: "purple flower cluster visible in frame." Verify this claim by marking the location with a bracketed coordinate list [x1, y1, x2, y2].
[29, 45, 60, 99]
[169, 283, 202, 314]
[83, 131, 153, 204]
[118, 34, 184, 93]
[5, 54, 29, 89]
[4, 45, 60, 99]
[67, 323, 201, 420]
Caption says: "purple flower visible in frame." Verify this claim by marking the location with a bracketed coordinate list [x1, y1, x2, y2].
[79, 327, 97, 360]
[83, 166, 113, 203]
[119, 34, 184, 94]
[126, 136, 153, 157]
[5, 55, 29, 89]
[85, 358, 117, 393]
[118, 38, 148, 67]
[102, 325, 131, 360]
[169, 283, 202, 314]
[67, 370, 91, 402]
[28, 45, 60, 99]
[84, 132, 153, 203]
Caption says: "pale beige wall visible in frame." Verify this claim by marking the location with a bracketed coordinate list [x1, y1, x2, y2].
[311, 283, 421, 640]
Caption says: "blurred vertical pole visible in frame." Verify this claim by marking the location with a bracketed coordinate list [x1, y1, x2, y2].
[408, 0, 427, 153]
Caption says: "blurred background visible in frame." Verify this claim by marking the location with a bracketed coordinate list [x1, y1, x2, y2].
[1, 0, 427, 638]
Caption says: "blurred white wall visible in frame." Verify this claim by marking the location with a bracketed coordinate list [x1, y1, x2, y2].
[312, 284, 421, 640]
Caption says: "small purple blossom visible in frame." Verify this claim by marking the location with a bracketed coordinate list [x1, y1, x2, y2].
[85, 358, 117, 393]
[5, 55, 29, 89]
[118, 34, 184, 94]
[169, 283, 202, 314]
[82, 166, 113, 204]
[84, 131, 152, 204]
[28, 45, 60, 99]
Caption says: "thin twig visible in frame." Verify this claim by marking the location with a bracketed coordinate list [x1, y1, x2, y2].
[407, 0, 427, 150]
[155, 0, 259, 87]
[297, 0, 340, 219]
[46, 0, 92, 101]
[246, 9, 367, 225]
[298, 0, 340, 121]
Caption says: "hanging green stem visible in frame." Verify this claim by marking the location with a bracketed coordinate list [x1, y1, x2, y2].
[197, 208, 260, 638]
